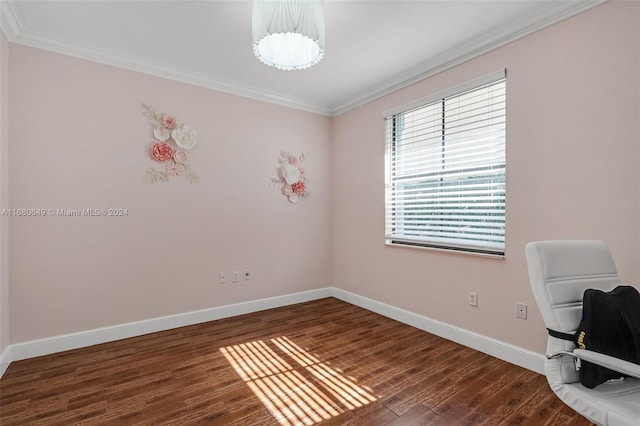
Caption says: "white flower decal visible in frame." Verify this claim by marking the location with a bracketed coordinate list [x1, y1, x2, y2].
[271, 151, 308, 203]
[172, 125, 197, 150]
[282, 164, 301, 185]
[141, 103, 199, 184]
[153, 127, 170, 142]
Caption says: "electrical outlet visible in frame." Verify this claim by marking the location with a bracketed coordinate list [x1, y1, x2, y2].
[243, 270, 250, 281]
[468, 292, 478, 307]
[516, 303, 528, 319]
[219, 272, 227, 284]
[232, 271, 240, 282]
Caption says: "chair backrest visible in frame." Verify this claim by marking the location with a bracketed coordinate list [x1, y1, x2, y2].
[525, 240, 622, 384]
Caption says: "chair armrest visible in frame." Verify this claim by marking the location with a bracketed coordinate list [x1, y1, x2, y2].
[574, 349, 640, 379]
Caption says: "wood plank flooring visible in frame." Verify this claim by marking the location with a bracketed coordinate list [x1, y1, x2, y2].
[0, 297, 593, 425]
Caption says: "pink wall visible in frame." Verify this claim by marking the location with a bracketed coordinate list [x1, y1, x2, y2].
[4, 0, 639, 357]
[331, 0, 640, 353]
[0, 32, 9, 356]
[8, 44, 332, 343]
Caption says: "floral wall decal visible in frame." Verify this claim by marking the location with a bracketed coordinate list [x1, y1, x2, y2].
[272, 151, 308, 203]
[141, 103, 198, 184]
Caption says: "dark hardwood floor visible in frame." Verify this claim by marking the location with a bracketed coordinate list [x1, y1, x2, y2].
[0, 297, 592, 425]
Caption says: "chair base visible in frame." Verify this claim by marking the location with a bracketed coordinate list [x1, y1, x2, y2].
[551, 377, 640, 426]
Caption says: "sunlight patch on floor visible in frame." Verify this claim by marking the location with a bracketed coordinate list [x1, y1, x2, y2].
[220, 336, 376, 425]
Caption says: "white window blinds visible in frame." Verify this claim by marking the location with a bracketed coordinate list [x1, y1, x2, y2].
[384, 74, 506, 256]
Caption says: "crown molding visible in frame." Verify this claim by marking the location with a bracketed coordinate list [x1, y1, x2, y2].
[2, 0, 606, 117]
[8, 30, 332, 116]
[1, 0, 331, 116]
[0, 0, 25, 40]
[329, 0, 608, 116]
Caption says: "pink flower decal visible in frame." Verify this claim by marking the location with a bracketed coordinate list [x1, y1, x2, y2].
[161, 114, 177, 129]
[292, 181, 306, 195]
[166, 162, 183, 177]
[272, 151, 308, 203]
[282, 184, 293, 196]
[141, 103, 199, 184]
[173, 150, 187, 163]
[151, 142, 173, 162]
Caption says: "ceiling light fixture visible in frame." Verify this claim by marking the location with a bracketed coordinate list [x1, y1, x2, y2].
[252, 0, 325, 71]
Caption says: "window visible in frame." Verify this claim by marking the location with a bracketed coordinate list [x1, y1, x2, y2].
[384, 71, 506, 256]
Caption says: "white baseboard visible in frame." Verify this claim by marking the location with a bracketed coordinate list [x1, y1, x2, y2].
[4, 287, 333, 370]
[0, 286, 544, 379]
[0, 345, 10, 378]
[330, 288, 545, 375]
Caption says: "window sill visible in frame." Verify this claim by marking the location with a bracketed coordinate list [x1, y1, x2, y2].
[385, 240, 505, 259]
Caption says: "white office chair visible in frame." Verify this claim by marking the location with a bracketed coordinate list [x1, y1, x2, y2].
[525, 240, 640, 426]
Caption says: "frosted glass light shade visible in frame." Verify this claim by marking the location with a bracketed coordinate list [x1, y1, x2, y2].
[252, 0, 325, 70]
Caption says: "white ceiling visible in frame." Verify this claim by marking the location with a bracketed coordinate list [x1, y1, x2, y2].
[1, 0, 604, 116]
